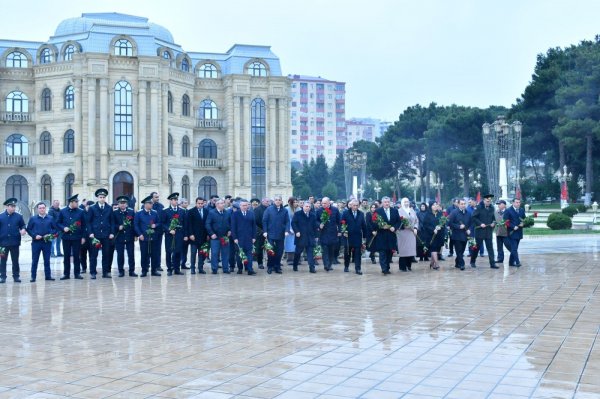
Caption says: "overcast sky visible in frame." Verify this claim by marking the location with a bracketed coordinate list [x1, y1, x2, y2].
[2, 0, 600, 121]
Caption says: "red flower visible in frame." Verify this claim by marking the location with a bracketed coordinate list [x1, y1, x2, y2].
[75, 221, 81, 226]
[325, 208, 332, 216]
[340, 220, 346, 225]
[126, 215, 134, 221]
[243, 260, 249, 265]
[533, 212, 538, 218]
[371, 213, 378, 222]
[173, 214, 179, 219]
[504, 220, 510, 228]
[443, 211, 448, 217]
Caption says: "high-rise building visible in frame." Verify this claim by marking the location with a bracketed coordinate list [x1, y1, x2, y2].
[345, 119, 376, 148]
[0, 12, 292, 216]
[288, 75, 345, 167]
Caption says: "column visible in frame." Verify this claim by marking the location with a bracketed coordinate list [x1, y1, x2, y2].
[160, 83, 169, 187]
[242, 97, 251, 186]
[74, 79, 83, 185]
[277, 98, 287, 185]
[138, 81, 147, 185]
[233, 96, 241, 187]
[99, 78, 108, 183]
[87, 78, 96, 183]
[149, 82, 159, 183]
[268, 98, 277, 187]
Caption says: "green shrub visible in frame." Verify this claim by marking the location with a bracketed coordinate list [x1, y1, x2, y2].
[576, 204, 588, 213]
[547, 213, 573, 230]
[561, 205, 579, 218]
[522, 216, 535, 228]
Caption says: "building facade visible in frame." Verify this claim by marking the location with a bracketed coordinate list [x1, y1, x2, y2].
[0, 12, 292, 214]
[288, 75, 345, 167]
[345, 119, 375, 148]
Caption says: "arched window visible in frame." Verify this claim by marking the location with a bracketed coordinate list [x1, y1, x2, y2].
[5, 134, 29, 156]
[168, 133, 174, 156]
[64, 45, 75, 61]
[251, 98, 266, 198]
[64, 86, 74, 109]
[168, 174, 174, 194]
[40, 48, 53, 64]
[64, 129, 75, 153]
[113, 171, 134, 203]
[114, 81, 133, 151]
[182, 94, 190, 116]
[167, 91, 173, 113]
[198, 99, 218, 120]
[198, 176, 217, 199]
[40, 131, 52, 155]
[199, 139, 217, 159]
[181, 57, 190, 72]
[6, 175, 28, 203]
[182, 135, 190, 157]
[248, 61, 267, 77]
[181, 175, 190, 200]
[41, 88, 52, 111]
[163, 51, 171, 60]
[6, 51, 28, 68]
[198, 63, 218, 78]
[41, 174, 52, 201]
[114, 39, 133, 56]
[64, 173, 74, 203]
[6, 91, 29, 113]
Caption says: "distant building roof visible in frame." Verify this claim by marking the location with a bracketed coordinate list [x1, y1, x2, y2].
[288, 74, 345, 84]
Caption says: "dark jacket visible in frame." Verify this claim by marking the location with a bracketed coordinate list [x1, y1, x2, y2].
[448, 208, 472, 242]
[134, 209, 161, 240]
[112, 208, 136, 243]
[231, 210, 257, 250]
[26, 214, 56, 242]
[262, 205, 290, 240]
[206, 208, 231, 237]
[315, 206, 341, 245]
[187, 206, 209, 244]
[291, 209, 319, 248]
[162, 206, 187, 252]
[57, 206, 87, 241]
[87, 203, 114, 238]
[504, 206, 526, 240]
[369, 207, 401, 251]
[0, 211, 26, 246]
[253, 204, 267, 234]
[472, 203, 496, 240]
[340, 209, 368, 248]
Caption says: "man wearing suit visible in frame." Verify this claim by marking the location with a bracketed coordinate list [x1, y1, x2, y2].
[369, 196, 401, 275]
[341, 199, 369, 275]
[262, 196, 290, 274]
[179, 198, 190, 270]
[504, 198, 526, 267]
[315, 197, 341, 272]
[231, 199, 257, 275]
[471, 194, 498, 269]
[252, 198, 268, 269]
[112, 195, 137, 277]
[26, 202, 57, 282]
[187, 196, 209, 274]
[206, 199, 232, 274]
[0, 198, 26, 283]
[448, 199, 472, 271]
[57, 194, 86, 280]
[134, 196, 161, 277]
[87, 188, 115, 279]
[162, 193, 187, 276]
[291, 202, 319, 273]
[151, 192, 165, 271]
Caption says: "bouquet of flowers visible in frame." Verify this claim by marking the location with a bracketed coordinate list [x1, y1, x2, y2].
[238, 246, 249, 266]
[252, 244, 257, 257]
[522, 216, 535, 228]
[43, 233, 58, 243]
[68, 220, 81, 233]
[371, 213, 391, 229]
[199, 242, 210, 258]
[219, 236, 229, 247]
[145, 221, 155, 241]
[340, 219, 348, 236]
[91, 237, 102, 249]
[320, 207, 332, 224]
[0, 247, 6, 258]
[169, 214, 181, 249]
[264, 241, 275, 257]
[313, 245, 322, 260]
[467, 237, 478, 252]
[399, 216, 410, 229]
[123, 215, 134, 229]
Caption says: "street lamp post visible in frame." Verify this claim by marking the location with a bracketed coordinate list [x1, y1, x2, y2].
[432, 177, 444, 204]
[592, 201, 598, 222]
[554, 165, 572, 209]
[374, 182, 381, 200]
[357, 185, 364, 201]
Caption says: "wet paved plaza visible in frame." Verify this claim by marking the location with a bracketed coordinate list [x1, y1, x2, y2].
[1, 237, 599, 398]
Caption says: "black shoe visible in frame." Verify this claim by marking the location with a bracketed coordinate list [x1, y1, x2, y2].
[275, 270, 282, 274]
[515, 263, 522, 267]
[248, 271, 257, 275]
[102, 274, 111, 279]
[371, 259, 376, 264]
[59, 276, 70, 280]
[459, 265, 465, 270]
[495, 259, 503, 263]
[470, 263, 476, 268]
[181, 266, 190, 270]
[74, 275, 84, 279]
[158, 267, 164, 271]
[448, 253, 454, 257]
[174, 271, 184, 275]
[167, 271, 173, 276]
[237, 269, 243, 274]
[258, 265, 264, 269]
[45, 277, 55, 281]
[383, 270, 391, 275]
[344, 267, 349, 272]
[223, 271, 231, 274]
[81, 269, 87, 274]
[293, 266, 298, 271]
[198, 269, 206, 274]
[118, 271, 125, 277]
[267, 268, 272, 274]
[356, 270, 363, 275]
[151, 272, 161, 276]
[90, 274, 97, 280]
[141, 272, 148, 277]
[333, 260, 340, 265]
[129, 272, 138, 277]
[191, 269, 196, 274]
[490, 265, 499, 269]
[309, 268, 316, 273]
[30, 278, 36, 283]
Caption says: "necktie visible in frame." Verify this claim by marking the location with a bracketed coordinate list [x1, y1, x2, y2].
[200, 208, 203, 218]
[100, 205, 104, 210]
[243, 212, 246, 217]
[353, 211, 357, 218]
[385, 209, 390, 219]
[305, 212, 309, 217]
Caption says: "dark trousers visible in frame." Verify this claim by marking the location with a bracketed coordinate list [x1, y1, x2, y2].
[31, 241, 52, 280]
[496, 236, 511, 262]
[344, 245, 362, 271]
[453, 240, 466, 268]
[471, 237, 495, 266]
[62, 240, 82, 277]
[181, 240, 189, 268]
[378, 250, 392, 272]
[448, 238, 455, 255]
[398, 256, 412, 271]
[115, 240, 135, 273]
[266, 238, 284, 271]
[0, 245, 20, 279]
[80, 242, 90, 271]
[89, 237, 112, 275]
[189, 241, 206, 271]
[237, 245, 254, 273]
[293, 244, 315, 270]
[255, 233, 265, 266]
[508, 237, 521, 265]
[321, 243, 336, 269]
[165, 245, 181, 273]
[210, 238, 230, 272]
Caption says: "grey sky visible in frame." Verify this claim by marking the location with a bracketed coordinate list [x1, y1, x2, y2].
[2, 0, 600, 121]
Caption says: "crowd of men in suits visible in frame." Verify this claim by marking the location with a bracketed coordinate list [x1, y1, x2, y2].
[0, 190, 527, 283]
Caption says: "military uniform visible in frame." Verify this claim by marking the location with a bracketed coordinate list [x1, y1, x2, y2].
[56, 194, 87, 279]
[162, 193, 187, 275]
[87, 189, 114, 278]
[26, 208, 57, 281]
[112, 196, 137, 277]
[134, 196, 162, 276]
[0, 198, 26, 283]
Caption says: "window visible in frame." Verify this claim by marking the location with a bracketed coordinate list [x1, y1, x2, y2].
[64, 173, 74, 203]
[182, 135, 190, 157]
[6, 51, 28, 68]
[6, 175, 28, 203]
[40, 48, 52, 64]
[113, 171, 133, 203]
[199, 176, 217, 199]
[198, 63, 218, 78]
[198, 99, 218, 120]
[5, 134, 28, 156]
[251, 98, 266, 199]
[40, 131, 52, 155]
[64, 86, 74, 109]
[64, 45, 75, 61]
[248, 61, 267, 77]
[114, 81, 133, 151]
[182, 94, 190, 116]
[114, 39, 133, 56]
[163, 51, 171, 60]
[168, 174, 174, 194]
[41, 88, 52, 111]
[41, 174, 52, 202]
[167, 91, 173, 113]
[199, 139, 217, 159]
[181, 57, 190, 72]
[64, 129, 74, 153]
[168, 133, 173, 156]
[6, 91, 28, 113]
[181, 175, 190, 200]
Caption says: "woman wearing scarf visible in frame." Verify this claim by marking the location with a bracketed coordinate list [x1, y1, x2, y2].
[396, 197, 418, 272]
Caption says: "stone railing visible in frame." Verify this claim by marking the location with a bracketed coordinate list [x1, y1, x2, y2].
[0, 155, 33, 166]
[0, 112, 33, 122]
[195, 118, 224, 129]
[194, 158, 224, 169]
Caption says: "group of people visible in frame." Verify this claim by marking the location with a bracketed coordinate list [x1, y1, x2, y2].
[0, 189, 527, 283]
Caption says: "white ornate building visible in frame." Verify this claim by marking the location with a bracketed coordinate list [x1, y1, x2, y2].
[0, 12, 292, 213]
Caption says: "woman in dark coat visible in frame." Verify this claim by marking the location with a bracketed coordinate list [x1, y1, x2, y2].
[416, 203, 429, 261]
[365, 203, 378, 264]
[421, 202, 445, 270]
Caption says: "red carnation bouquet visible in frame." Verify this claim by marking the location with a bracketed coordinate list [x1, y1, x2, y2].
[320, 207, 332, 224]
[199, 242, 210, 258]
[68, 220, 81, 233]
[372, 213, 391, 229]
[238, 247, 249, 265]
[123, 215, 134, 229]
[340, 219, 348, 236]
[467, 237, 478, 252]
[169, 214, 181, 249]
[219, 236, 229, 247]
[43, 233, 58, 242]
[263, 241, 275, 257]
[91, 237, 102, 249]
[399, 216, 410, 229]
[313, 245, 322, 260]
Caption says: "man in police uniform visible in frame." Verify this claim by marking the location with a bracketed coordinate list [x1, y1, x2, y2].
[57, 194, 87, 280]
[0, 198, 26, 283]
[151, 191, 165, 271]
[134, 195, 162, 277]
[162, 192, 187, 276]
[112, 195, 137, 277]
[178, 198, 191, 270]
[26, 202, 57, 282]
[87, 188, 115, 279]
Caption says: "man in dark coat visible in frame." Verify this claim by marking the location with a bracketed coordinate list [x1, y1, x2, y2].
[187, 196, 209, 274]
[87, 188, 115, 278]
[134, 196, 162, 277]
[112, 195, 137, 277]
[504, 198, 526, 267]
[231, 199, 257, 275]
[206, 199, 232, 274]
[448, 199, 472, 271]
[57, 194, 87, 279]
[341, 199, 369, 275]
[162, 193, 187, 276]
[369, 196, 400, 275]
[262, 196, 290, 274]
[0, 198, 26, 283]
[471, 194, 498, 269]
[315, 197, 340, 272]
[252, 198, 268, 269]
[291, 202, 319, 273]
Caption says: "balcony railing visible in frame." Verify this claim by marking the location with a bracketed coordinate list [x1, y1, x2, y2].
[0, 155, 33, 166]
[1, 112, 33, 122]
[194, 158, 224, 169]
[195, 119, 224, 129]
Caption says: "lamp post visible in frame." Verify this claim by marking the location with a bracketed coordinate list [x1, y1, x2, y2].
[554, 165, 572, 209]
[472, 173, 482, 200]
[592, 201, 598, 223]
[432, 177, 444, 204]
[357, 185, 364, 201]
[374, 182, 381, 200]
[344, 151, 368, 199]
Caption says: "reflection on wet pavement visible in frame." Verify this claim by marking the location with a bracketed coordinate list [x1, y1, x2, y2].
[0, 242, 599, 398]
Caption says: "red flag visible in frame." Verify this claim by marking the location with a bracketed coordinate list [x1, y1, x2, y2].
[476, 191, 481, 202]
[560, 181, 568, 201]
